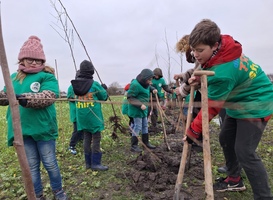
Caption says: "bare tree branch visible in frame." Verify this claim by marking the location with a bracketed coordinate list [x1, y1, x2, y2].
[50, 0, 77, 71]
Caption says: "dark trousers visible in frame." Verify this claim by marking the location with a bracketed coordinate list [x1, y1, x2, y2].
[218, 108, 226, 129]
[219, 115, 273, 199]
[69, 122, 83, 147]
[148, 101, 158, 127]
[129, 116, 134, 127]
[83, 131, 101, 154]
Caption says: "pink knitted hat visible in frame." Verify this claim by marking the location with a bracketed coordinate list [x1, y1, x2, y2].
[18, 35, 46, 61]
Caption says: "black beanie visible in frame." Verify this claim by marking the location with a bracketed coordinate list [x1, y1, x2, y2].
[80, 60, 94, 74]
[79, 60, 94, 78]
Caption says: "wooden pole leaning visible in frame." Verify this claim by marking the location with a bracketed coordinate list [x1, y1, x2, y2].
[193, 70, 215, 200]
[173, 86, 195, 200]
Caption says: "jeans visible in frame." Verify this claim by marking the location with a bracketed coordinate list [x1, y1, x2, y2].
[83, 131, 101, 154]
[24, 137, 63, 196]
[132, 117, 148, 136]
[219, 115, 273, 200]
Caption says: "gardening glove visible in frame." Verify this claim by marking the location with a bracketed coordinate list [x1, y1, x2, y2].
[101, 83, 108, 90]
[0, 91, 9, 106]
[186, 125, 202, 144]
[16, 94, 28, 107]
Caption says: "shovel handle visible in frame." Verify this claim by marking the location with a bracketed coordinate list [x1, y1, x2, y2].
[193, 71, 215, 76]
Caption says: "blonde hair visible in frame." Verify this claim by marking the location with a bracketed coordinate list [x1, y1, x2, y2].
[176, 34, 190, 53]
[15, 60, 55, 83]
[44, 65, 55, 75]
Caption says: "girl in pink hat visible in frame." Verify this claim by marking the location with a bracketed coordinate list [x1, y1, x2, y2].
[0, 35, 67, 200]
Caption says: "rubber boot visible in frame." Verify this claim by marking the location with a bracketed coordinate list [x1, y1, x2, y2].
[131, 136, 142, 152]
[142, 134, 156, 149]
[91, 152, 108, 171]
[84, 153, 92, 169]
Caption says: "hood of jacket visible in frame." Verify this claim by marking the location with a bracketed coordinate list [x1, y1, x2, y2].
[71, 78, 94, 96]
[202, 35, 242, 69]
[136, 69, 154, 89]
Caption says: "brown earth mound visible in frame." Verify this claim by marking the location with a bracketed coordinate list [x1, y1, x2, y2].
[120, 109, 228, 200]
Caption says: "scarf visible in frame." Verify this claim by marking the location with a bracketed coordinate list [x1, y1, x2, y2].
[18, 64, 45, 74]
[202, 35, 242, 69]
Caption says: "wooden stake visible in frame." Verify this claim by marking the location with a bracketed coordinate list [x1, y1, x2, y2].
[0, 8, 35, 200]
[155, 95, 171, 151]
[193, 70, 215, 200]
[173, 86, 195, 200]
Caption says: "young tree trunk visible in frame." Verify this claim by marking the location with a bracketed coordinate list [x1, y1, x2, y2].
[0, 11, 35, 200]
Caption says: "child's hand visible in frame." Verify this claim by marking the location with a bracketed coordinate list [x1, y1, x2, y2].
[173, 74, 182, 80]
[175, 87, 181, 95]
[188, 76, 201, 86]
[152, 89, 158, 94]
[141, 104, 147, 110]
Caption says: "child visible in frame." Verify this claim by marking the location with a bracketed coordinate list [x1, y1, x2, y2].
[71, 60, 108, 171]
[121, 83, 134, 131]
[127, 69, 157, 152]
[0, 36, 67, 200]
[149, 68, 173, 130]
[186, 19, 273, 199]
[67, 71, 84, 155]
[175, 33, 227, 171]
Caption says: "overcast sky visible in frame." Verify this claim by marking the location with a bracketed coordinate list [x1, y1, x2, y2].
[1, 0, 273, 91]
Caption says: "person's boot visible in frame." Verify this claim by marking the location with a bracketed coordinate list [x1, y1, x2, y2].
[142, 134, 156, 149]
[217, 165, 228, 174]
[53, 189, 68, 200]
[91, 152, 108, 171]
[131, 136, 142, 152]
[36, 194, 46, 200]
[84, 153, 92, 169]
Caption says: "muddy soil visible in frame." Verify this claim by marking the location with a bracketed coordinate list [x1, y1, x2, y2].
[121, 108, 228, 200]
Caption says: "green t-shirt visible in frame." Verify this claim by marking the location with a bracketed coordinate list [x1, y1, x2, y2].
[127, 79, 150, 118]
[121, 91, 129, 115]
[75, 81, 108, 133]
[206, 55, 273, 118]
[67, 85, 76, 122]
[4, 72, 59, 146]
[152, 78, 167, 99]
